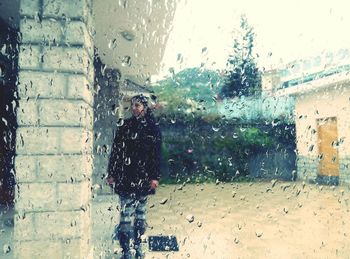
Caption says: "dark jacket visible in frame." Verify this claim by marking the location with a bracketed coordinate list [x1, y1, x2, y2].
[107, 113, 162, 196]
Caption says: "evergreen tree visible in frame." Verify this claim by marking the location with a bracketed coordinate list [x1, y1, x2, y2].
[220, 15, 262, 98]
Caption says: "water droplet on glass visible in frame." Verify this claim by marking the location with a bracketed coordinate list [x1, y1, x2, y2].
[212, 126, 220, 132]
[1, 118, 8, 126]
[117, 118, 124, 126]
[3, 244, 11, 254]
[120, 30, 135, 41]
[308, 145, 314, 152]
[255, 230, 263, 238]
[271, 179, 277, 187]
[125, 157, 131, 165]
[108, 38, 117, 49]
[160, 198, 168, 205]
[176, 53, 183, 63]
[122, 55, 131, 67]
[186, 214, 194, 223]
[232, 191, 236, 198]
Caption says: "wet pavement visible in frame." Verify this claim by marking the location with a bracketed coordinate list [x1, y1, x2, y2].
[2, 181, 350, 258]
[93, 181, 350, 259]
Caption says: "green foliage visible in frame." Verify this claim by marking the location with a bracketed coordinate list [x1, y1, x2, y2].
[160, 120, 289, 183]
[152, 67, 224, 118]
[220, 14, 262, 98]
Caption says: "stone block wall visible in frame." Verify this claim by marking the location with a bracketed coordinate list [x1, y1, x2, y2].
[297, 156, 350, 185]
[296, 155, 318, 182]
[15, 0, 94, 258]
[339, 157, 350, 184]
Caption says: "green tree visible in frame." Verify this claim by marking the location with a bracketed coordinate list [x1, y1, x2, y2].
[152, 67, 224, 118]
[220, 14, 262, 98]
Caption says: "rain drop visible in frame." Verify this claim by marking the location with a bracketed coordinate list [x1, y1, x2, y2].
[232, 191, 236, 198]
[308, 145, 314, 152]
[121, 55, 131, 67]
[186, 214, 194, 223]
[3, 244, 11, 254]
[117, 118, 124, 126]
[160, 198, 168, 205]
[1, 117, 8, 126]
[255, 230, 263, 238]
[108, 38, 117, 49]
[124, 157, 131, 165]
[212, 126, 220, 132]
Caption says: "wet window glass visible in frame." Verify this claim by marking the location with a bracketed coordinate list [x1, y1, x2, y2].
[0, 0, 350, 258]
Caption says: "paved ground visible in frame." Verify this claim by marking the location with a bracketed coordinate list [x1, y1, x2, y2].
[2, 181, 350, 258]
[93, 181, 350, 259]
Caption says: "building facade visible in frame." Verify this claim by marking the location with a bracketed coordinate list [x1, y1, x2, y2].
[274, 50, 350, 185]
[0, 0, 176, 257]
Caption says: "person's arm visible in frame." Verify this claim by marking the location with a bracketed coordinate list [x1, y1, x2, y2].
[149, 125, 162, 188]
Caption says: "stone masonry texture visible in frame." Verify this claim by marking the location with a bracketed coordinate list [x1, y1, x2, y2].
[297, 155, 350, 185]
[296, 155, 318, 182]
[15, 0, 94, 258]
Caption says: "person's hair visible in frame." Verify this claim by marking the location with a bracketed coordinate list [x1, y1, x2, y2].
[131, 94, 148, 108]
[131, 94, 157, 123]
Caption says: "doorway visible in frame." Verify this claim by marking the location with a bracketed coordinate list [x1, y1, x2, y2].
[316, 117, 339, 184]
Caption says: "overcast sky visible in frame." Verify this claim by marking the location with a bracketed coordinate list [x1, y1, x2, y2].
[156, 0, 350, 79]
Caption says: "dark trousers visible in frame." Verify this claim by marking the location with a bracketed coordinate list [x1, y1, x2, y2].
[116, 195, 148, 252]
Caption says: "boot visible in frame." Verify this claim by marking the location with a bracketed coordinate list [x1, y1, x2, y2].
[134, 219, 146, 259]
[135, 246, 144, 259]
[115, 224, 133, 259]
[119, 231, 132, 259]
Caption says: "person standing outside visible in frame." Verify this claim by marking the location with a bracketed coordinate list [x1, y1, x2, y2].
[106, 94, 162, 259]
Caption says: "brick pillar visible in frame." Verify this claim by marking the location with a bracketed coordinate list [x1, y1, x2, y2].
[14, 0, 94, 258]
